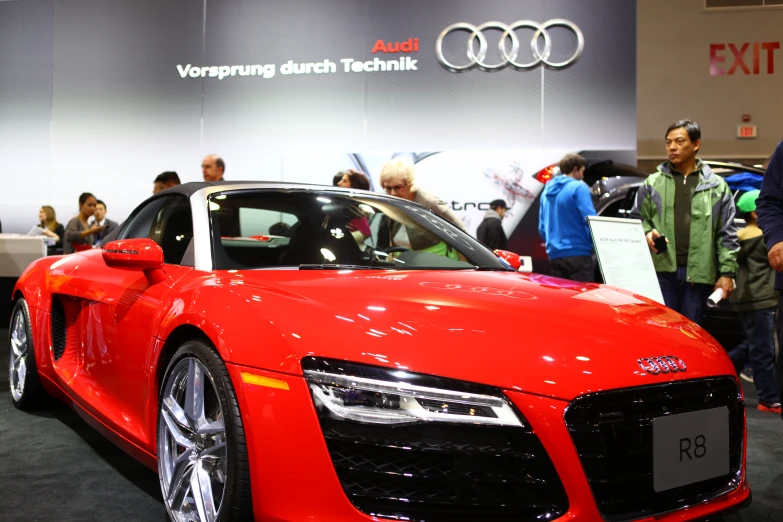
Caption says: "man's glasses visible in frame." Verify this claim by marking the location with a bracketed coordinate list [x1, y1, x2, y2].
[383, 183, 407, 193]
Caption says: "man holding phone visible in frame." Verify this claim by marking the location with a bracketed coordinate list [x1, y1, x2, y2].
[631, 120, 739, 325]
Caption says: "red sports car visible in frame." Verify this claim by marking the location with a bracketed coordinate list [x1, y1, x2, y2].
[9, 182, 750, 521]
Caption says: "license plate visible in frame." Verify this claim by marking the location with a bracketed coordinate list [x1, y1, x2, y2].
[652, 407, 729, 492]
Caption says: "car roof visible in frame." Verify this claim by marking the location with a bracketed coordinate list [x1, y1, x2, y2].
[582, 159, 764, 186]
[703, 160, 765, 175]
[163, 180, 351, 198]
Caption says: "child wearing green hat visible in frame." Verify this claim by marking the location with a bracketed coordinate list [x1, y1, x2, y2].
[729, 189, 781, 413]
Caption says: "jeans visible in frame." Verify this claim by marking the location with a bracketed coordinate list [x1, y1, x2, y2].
[729, 308, 780, 404]
[656, 267, 713, 326]
[550, 255, 595, 283]
[776, 295, 783, 416]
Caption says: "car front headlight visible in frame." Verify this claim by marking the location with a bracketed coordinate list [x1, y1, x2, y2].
[302, 357, 523, 427]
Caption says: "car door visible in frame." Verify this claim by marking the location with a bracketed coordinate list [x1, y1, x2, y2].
[65, 195, 195, 448]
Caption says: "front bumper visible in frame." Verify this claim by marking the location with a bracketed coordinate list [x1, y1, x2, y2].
[226, 364, 751, 522]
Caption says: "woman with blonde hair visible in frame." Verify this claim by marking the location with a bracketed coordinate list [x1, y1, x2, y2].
[38, 206, 65, 254]
[378, 158, 466, 259]
[379, 158, 465, 230]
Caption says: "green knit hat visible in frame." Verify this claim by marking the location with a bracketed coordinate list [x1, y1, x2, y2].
[736, 190, 760, 213]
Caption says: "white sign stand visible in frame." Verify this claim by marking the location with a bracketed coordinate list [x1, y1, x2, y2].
[587, 216, 664, 305]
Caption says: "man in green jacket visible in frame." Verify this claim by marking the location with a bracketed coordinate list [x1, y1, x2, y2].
[631, 120, 739, 325]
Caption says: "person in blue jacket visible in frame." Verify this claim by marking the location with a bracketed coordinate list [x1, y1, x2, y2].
[538, 153, 597, 282]
[755, 139, 783, 421]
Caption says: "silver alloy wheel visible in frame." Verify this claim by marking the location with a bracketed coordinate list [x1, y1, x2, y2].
[158, 357, 227, 522]
[9, 306, 29, 402]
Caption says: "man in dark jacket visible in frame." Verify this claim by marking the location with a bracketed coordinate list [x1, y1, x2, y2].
[202, 154, 225, 182]
[755, 139, 783, 420]
[729, 190, 780, 413]
[93, 200, 119, 247]
[476, 199, 508, 251]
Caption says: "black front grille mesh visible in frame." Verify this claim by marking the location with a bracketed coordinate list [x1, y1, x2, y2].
[564, 377, 744, 521]
[319, 419, 568, 521]
[50, 298, 66, 360]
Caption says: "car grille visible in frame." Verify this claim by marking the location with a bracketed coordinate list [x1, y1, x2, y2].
[51, 298, 66, 361]
[564, 377, 744, 521]
[318, 418, 568, 521]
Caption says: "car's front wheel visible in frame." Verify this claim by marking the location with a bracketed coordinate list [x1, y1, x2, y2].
[9, 298, 44, 410]
[157, 340, 252, 522]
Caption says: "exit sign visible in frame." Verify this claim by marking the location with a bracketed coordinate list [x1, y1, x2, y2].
[738, 125, 757, 139]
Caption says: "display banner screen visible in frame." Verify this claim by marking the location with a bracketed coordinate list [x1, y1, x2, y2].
[0, 0, 636, 255]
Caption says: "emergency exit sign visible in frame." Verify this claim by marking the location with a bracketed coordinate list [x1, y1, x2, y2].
[737, 125, 757, 139]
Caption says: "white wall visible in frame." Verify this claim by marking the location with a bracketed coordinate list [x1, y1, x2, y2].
[637, 0, 783, 161]
[0, 0, 637, 235]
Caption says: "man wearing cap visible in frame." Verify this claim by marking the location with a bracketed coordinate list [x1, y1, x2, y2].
[477, 199, 509, 251]
[729, 190, 781, 414]
[538, 153, 597, 282]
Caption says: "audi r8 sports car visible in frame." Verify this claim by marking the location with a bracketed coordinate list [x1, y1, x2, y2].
[9, 182, 750, 521]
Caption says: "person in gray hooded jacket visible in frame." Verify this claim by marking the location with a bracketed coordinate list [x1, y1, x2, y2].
[476, 199, 508, 251]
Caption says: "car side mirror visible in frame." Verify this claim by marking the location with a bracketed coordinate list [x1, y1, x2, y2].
[493, 250, 533, 272]
[102, 238, 166, 284]
[494, 249, 522, 270]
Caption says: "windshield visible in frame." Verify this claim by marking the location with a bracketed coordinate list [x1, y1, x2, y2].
[208, 189, 509, 271]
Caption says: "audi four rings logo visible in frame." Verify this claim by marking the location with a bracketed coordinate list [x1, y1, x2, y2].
[637, 356, 687, 375]
[436, 19, 585, 72]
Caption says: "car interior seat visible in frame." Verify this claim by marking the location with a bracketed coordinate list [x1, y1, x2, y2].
[158, 206, 193, 265]
[278, 219, 362, 266]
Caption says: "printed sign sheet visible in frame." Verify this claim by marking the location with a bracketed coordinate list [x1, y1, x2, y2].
[587, 216, 664, 305]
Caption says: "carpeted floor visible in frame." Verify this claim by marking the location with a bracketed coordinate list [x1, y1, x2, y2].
[1, 329, 782, 521]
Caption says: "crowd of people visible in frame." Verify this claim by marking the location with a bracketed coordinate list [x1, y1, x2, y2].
[25, 129, 783, 415]
[537, 119, 783, 415]
[32, 194, 118, 255]
[28, 154, 224, 255]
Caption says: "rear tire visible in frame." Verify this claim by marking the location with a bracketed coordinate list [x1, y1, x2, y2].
[9, 298, 45, 410]
[157, 340, 252, 522]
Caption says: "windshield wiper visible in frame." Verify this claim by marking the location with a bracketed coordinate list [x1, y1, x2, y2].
[299, 264, 388, 270]
[473, 266, 515, 272]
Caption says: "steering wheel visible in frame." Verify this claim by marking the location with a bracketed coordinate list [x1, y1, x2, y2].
[379, 246, 411, 255]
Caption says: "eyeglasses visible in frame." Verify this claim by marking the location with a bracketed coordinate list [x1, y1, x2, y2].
[383, 183, 407, 193]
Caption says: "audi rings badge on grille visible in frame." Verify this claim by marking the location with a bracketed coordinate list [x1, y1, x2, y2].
[637, 356, 687, 375]
[436, 19, 584, 71]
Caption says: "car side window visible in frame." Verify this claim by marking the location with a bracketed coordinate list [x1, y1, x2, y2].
[238, 208, 298, 237]
[119, 195, 194, 266]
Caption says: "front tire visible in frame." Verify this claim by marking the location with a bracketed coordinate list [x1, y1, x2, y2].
[9, 298, 44, 410]
[157, 340, 252, 522]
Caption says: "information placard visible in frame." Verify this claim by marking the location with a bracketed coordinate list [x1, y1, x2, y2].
[587, 216, 664, 305]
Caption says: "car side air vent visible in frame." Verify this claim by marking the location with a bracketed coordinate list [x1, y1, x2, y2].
[51, 297, 66, 361]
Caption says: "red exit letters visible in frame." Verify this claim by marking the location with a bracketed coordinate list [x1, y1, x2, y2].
[710, 42, 780, 76]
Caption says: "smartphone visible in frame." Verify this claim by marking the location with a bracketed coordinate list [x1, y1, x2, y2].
[653, 234, 668, 253]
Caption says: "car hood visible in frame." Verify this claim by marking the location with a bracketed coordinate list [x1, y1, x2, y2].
[232, 269, 735, 401]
